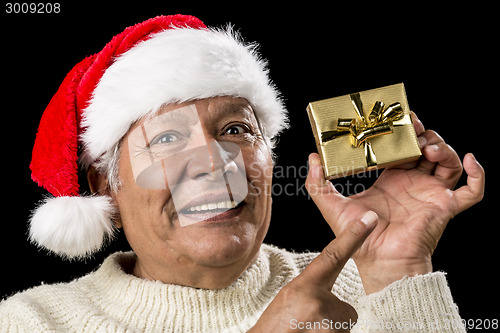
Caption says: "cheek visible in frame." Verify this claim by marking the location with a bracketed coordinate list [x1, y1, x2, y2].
[242, 143, 273, 196]
[115, 184, 177, 252]
[115, 146, 175, 233]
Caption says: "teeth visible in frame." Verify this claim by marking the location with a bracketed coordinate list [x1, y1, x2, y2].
[186, 200, 237, 212]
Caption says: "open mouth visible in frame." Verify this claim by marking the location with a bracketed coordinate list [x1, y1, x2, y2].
[176, 191, 247, 226]
[177, 200, 246, 226]
[180, 200, 244, 215]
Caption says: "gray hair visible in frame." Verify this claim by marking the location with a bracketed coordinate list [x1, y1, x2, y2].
[90, 141, 123, 193]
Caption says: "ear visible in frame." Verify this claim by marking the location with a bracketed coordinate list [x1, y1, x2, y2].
[87, 166, 109, 196]
[87, 167, 123, 228]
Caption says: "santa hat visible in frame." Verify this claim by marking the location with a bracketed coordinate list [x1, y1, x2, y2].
[29, 14, 287, 259]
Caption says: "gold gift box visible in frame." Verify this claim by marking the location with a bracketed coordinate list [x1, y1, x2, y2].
[307, 83, 421, 179]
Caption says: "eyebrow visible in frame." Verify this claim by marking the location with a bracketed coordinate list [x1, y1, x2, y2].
[156, 108, 199, 125]
[211, 102, 254, 118]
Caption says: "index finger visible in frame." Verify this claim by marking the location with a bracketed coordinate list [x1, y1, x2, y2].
[295, 211, 378, 290]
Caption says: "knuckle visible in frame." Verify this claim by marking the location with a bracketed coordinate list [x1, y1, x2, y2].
[444, 144, 461, 161]
[279, 281, 302, 302]
[474, 189, 485, 203]
[442, 143, 454, 155]
[445, 143, 455, 153]
[322, 244, 344, 265]
[304, 175, 313, 189]
[308, 298, 326, 315]
[423, 129, 444, 142]
[348, 220, 367, 237]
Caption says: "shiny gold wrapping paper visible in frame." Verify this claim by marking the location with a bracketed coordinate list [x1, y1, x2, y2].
[307, 83, 422, 179]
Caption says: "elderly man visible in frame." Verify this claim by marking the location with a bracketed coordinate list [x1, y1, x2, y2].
[0, 15, 484, 332]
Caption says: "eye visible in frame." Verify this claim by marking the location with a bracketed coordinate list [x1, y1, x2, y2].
[224, 124, 247, 135]
[150, 131, 181, 145]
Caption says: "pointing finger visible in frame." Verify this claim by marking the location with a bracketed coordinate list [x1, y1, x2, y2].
[296, 211, 378, 290]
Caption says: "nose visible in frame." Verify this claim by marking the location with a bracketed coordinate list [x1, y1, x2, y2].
[185, 140, 240, 180]
[134, 140, 242, 189]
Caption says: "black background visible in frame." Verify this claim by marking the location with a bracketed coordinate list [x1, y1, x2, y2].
[1, 1, 497, 327]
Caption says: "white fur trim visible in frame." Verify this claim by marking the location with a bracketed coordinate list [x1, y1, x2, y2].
[81, 26, 287, 165]
[29, 196, 116, 259]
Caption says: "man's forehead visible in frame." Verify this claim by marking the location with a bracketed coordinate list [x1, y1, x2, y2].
[156, 97, 254, 118]
[149, 104, 199, 127]
[128, 97, 255, 134]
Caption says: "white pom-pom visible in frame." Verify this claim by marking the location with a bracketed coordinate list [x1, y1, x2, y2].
[29, 195, 116, 260]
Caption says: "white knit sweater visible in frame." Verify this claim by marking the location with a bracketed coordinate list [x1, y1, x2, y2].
[0, 244, 465, 332]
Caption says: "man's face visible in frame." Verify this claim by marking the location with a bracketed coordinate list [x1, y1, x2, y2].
[114, 97, 273, 282]
[127, 102, 250, 227]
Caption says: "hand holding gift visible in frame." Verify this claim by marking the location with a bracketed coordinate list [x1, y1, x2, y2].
[306, 85, 485, 294]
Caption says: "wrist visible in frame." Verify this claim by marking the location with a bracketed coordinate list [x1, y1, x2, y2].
[357, 259, 432, 295]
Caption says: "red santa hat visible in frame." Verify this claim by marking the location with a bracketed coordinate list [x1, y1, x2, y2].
[29, 14, 287, 259]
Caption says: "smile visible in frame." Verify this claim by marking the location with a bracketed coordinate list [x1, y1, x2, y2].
[184, 200, 237, 213]
[176, 192, 247, 226]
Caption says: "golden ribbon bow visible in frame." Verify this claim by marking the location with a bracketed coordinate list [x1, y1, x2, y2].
[320, 93, 404, 167]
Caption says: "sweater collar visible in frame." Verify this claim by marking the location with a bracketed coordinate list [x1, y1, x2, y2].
[84, 244, 297, 332]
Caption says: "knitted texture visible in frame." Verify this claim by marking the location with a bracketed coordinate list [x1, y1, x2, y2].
[0, 244, 464, 332]
[354, 273, 466, 332]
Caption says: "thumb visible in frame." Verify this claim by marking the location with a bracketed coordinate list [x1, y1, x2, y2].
[305, 153, 347, 227]
[305, 153, 341, 196]
[296, 211, 378, 290]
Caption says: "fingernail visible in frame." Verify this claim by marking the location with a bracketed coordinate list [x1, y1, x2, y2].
[417, 136, 427, 149]
[361, 211, 378, 226]
[309, 154, 320, 167]
[309, 155, 324, 180]
[308, 158, 317, 181]
[468, 152, 480, 166]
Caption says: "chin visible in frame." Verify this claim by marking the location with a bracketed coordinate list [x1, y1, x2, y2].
[186, 221, 261, 267]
